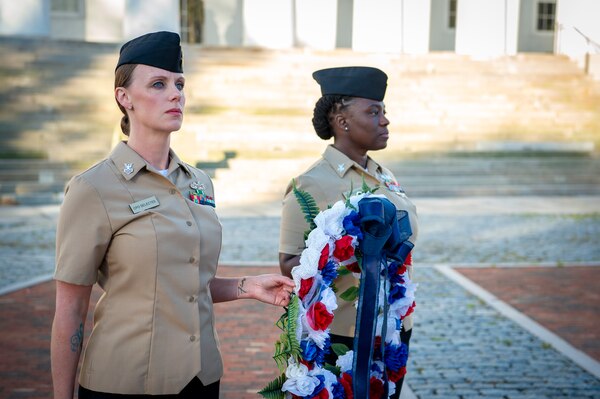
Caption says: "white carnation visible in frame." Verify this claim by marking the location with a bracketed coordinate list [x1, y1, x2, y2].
[320, 287, 338, 313]
[292, 247, 321, 282]
[314, 201, 348, 238]
[336, 350, 354, 372]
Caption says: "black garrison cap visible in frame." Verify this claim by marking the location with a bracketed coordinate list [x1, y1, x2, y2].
[116, 31, 183, 73]
[312, 66, 388, 101]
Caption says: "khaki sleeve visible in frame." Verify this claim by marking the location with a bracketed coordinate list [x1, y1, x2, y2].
[278, 175, 326, 256]
[54, 175, 112, 285]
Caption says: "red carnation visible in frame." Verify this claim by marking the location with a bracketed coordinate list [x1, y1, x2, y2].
[397, 263, 407, 275]
[318, 244, 330, 270]
[369, 376, 385, 399]
[374, 336, 382, 352]
[298, 277, 314, 299]
[402, 301, 416, 320]
[346, 260, 361, 273]
[339, 373, 353, 399]
[315, 388, 329, 399]
[334, 235, 355, 262]
[306, 302, 334, 331]
[387, 366, 407, 382]
[404, 252, 412, 266]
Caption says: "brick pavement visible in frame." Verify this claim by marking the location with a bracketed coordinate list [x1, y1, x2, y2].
[0, 266, 285, 399]
[454, 266, 600, 362]
[1, 265, 598, 398]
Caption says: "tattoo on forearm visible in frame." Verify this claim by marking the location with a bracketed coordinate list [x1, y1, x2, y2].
[237, 277, 247, 296]
[70, 323, 83, 352]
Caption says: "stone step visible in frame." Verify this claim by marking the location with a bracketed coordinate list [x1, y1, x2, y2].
[209, 154, 600, 200]
[1, 37, 600, 164]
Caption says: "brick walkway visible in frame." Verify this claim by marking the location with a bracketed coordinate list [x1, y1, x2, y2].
[455, 266, 600, 362]
[0, 265, 598, 398]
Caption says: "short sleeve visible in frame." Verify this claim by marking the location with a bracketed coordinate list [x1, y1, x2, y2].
[279, 175, 326, 256]
[54, 175, 112, 286]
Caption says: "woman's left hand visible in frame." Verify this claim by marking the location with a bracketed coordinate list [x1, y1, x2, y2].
[239, 274, 295, 307]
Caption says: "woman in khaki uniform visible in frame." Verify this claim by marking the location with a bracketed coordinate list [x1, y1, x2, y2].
[50, 31, 294, 399]
[279, 66, 418, 398]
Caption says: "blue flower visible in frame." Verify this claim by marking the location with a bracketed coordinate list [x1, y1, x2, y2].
[387, 261, 403, 284]
[332, 381, 346, 399]
[343, 211, 363, 240]
[321, 260, 338, 285]
[371, 361, 383, 373]
[388, 283, 406, 304]
[384, 343, 409, 371]
[301, 340, 318, 362]
[314, 337, 330, 365]
[307, 375, 326, 398]
[301, 338, 330, 365]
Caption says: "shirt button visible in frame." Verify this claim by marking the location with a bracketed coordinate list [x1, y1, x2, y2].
[189, 257, 196, 264]
[190, 335, 196, 342]
[188, 295, 196, 302]
[169, 189, 177, 195]
[186, 221, 192, 226]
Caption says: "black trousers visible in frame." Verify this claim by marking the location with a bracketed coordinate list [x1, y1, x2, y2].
[78, 377, 219, 399]
[326, 328, 412, 399]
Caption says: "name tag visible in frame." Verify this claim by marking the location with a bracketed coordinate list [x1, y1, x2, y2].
[129, 196, 160, 214]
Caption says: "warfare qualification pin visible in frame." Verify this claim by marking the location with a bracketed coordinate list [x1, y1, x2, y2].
[190, 181, 205, 190]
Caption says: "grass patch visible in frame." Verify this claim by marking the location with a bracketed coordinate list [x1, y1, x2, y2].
[0, 151, 47, 159]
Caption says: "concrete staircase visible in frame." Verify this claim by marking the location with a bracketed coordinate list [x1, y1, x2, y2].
[0, 159, 74, 205]
[2, 37, 600, 204]
[212, 153, 600, 208]
[0, 37, 119, 163]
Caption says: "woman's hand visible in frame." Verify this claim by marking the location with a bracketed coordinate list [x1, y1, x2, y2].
[238, 274, 295, 306]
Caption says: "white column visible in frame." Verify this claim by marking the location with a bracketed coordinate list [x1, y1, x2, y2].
[295, 0, 337, 50]
[243, 0, 294, 49]
[123, 0, 180, 40]
[0, 0, 50, 37]
[203, 0, 243, 47]
[353, 0, 403, 52]
[455, 0, 520, 57]
[353, 0, 430, 54]
[403, 0, 432, 54]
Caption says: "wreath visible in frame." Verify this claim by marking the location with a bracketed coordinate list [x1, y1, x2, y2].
[260, 181, 417, 399]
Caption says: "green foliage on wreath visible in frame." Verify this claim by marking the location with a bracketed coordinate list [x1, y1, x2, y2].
[339, 286, 359, 302]
[331, 343, 350, 356]
[272, 295, 301, 372]
[292, 179, 320, 240]
[345, 178, 379, 210]
[361, 176, 379, 195]
[258, 373, 286, 399]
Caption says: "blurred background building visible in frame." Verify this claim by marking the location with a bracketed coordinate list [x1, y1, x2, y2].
[0, 0, 599, 205]
[1, 0, 599, 66]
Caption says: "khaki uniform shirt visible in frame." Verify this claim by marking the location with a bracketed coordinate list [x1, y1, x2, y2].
[279, 145, 418, 336]
[55, 142, 223, 394]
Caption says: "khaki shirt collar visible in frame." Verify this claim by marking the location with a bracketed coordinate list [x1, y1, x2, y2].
[322, 145, 383, 179]
[110, 141, 192, 181]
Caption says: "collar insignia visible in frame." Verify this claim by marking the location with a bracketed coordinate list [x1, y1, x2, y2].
[123, 163, 134, 175]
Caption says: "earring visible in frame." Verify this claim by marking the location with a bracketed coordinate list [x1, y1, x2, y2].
[344, 126, 349, 132]
[128, 105, 134, 110]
